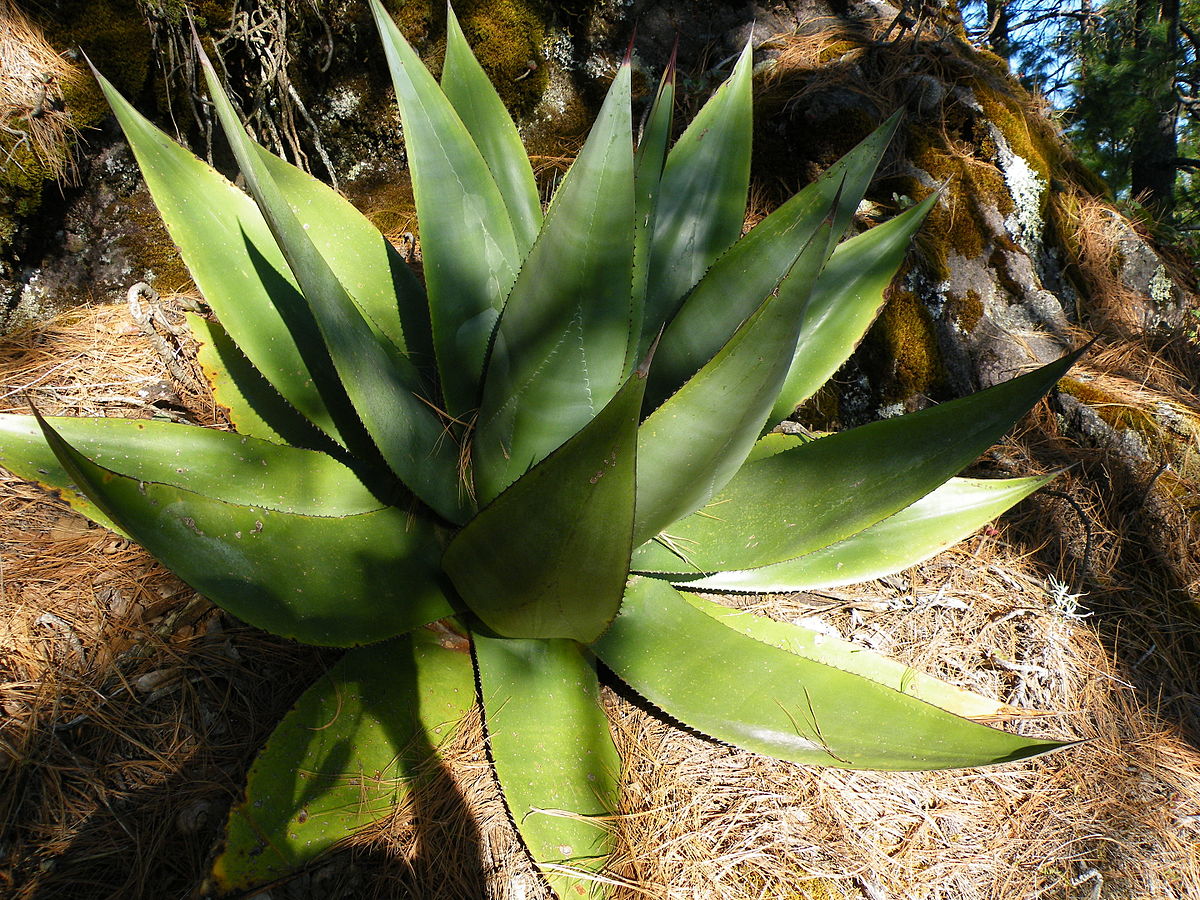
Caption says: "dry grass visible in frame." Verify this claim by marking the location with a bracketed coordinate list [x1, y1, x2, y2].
[2, 302, 1200, 900]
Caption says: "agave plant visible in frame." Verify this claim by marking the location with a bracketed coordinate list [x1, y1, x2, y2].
[0, 3, 1078, 896]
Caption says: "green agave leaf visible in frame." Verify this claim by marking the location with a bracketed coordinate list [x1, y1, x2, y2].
[370, 0, 520, 418]
[442, 3, 542, 256]
[633, 213, 835, 547]
[679, 593, 1016, 720]
[445, 367, 644, 642]
[94, 69, 355, 448]
[638, 41, 753, 358]
[211, 626, 475, 895]
[474, 61, 636, 503]
[198, 48, 468, 524]
[628, 51, 676, 372]
[187, 312, 338, 450]
[634, 350, 1082, 571]
[34, 414, 452, 646]
[474, 634, 618, 898]
[648, 115, 901, 405]
[768, 192, 939, 427]
[0, 413, 389, 517]
[660, 474, 1054, 589]
[592, 576, 1071, 769]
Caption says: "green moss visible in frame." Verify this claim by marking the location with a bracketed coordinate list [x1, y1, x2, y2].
[950, 287, 985, 333]
[456, 0, 549, 113]
[867, 286, 944, 402]
[42, 0, 153, 104]
[117, 188, 194, 291]
[1057, 378, 1161, 437]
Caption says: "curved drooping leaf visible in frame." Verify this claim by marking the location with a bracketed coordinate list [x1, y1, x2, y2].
[633, 214, 835, 546]
[678, 593, 1018, 720]
[628, 51, 676, 372]
[592, 577, 1070, 769]
[768, 192, 940, 427]
[475, 634, 618, 898]
[638, 41, 754, 358]
[652, 474, 1054, 589]
[0, 414, 390, 518]
[34, 414, 452, 646]
[94, 69, 353, 446]
[474, 62, 636, 503]
[445, 368, 645, 641]
[199, 48, 469, 524]
[633, 350, 1081, 570]
[649, 116, 902, 404]
[187, 312, 339, 450]
[210, 627, 475, 895]
[442, 3, 542, 256]
[370, 0, 520, 418]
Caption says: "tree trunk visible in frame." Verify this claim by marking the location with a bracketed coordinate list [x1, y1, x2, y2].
[1130, 0, 1182, 215]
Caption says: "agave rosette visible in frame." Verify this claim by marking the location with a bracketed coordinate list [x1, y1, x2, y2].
[0, 3, 1079, 896]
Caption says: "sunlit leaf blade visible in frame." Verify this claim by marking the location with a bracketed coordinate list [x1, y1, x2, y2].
[0, 413, 390, 516]
[638, 41, 753, 358]
[633, 216, 834, 546]
[199, 49, 469, 524]
[210, 627, 475, 895]
[187, 312, 338, 450]
[94, 70, 352, 446]
[678, 593, 1017, 720]
[255, 146, 435, 373]
[768, 192, 939, 427]
[628, 54, 676, 372]
[370, 0, 519, 417]
[474, 62, 636, 503]
[445, 369, 644, 641]
[475, 634, 618, 897]
[592, 577, 1071, 769]
[442, 3, 542, 256]
[34, 414, 453, 646]
[633, 350, 1081, 570]
[658, 474, 1054, 589]
[648, 117, 901, 404]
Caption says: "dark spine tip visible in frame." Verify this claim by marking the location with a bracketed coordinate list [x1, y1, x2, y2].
[624, 26, 637, 66]
[666, 35, 679, 82]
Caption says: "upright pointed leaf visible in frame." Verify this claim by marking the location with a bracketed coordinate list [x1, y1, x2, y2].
[370, 0, 520, 417]
[592, 577, 1070, 769]
[445, 368, 644, 641]
[199, 49, 468, 523]
[94, 71, 353, 446]
[649, 117, 902, 404]
[672, 474, 1054, 590]
[768, 192, 939, 427]
[475, 635, 618, 898]
[633, 350, 1081, 570]
[34, 414, 452, 646]
[211, 628, 475, 895]
[633, 216, 835, 546]
[474, 62, 636, 502]
[638, 42, 753, 357]
[441, 3, 542, 255]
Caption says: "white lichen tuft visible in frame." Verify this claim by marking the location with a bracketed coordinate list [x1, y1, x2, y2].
[1149, 264, 1175, 307]
[999, 149, 1046, 255]
[326, 86, 361, 120]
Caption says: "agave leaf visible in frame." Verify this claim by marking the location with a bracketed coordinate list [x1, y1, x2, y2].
[34, 414, 452, 646]
[768, 192, 940, 427]
[210, 627, 475, 895]
[634, 350, 1081, 570]
[660, 474, 1054, 589]
[592, 576, 1071, 769]
[94, 70, 354, 446]
[633, 213, 835, 546]
[370, 0, 520, 418]
[198, 48, 468, 524]
[445, 367, 645, 641]
[637, 41, 753, 358]
[187, 312, 338, 449]
[0, 413, 391, 518]
[441, 3, 542, 256]
[648, 117, 901, 404]
[678, 593, 1019, 720]
[474, 61, 636, 503]
[474, 634, 618, 897]
[627, 52, 676, 372]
